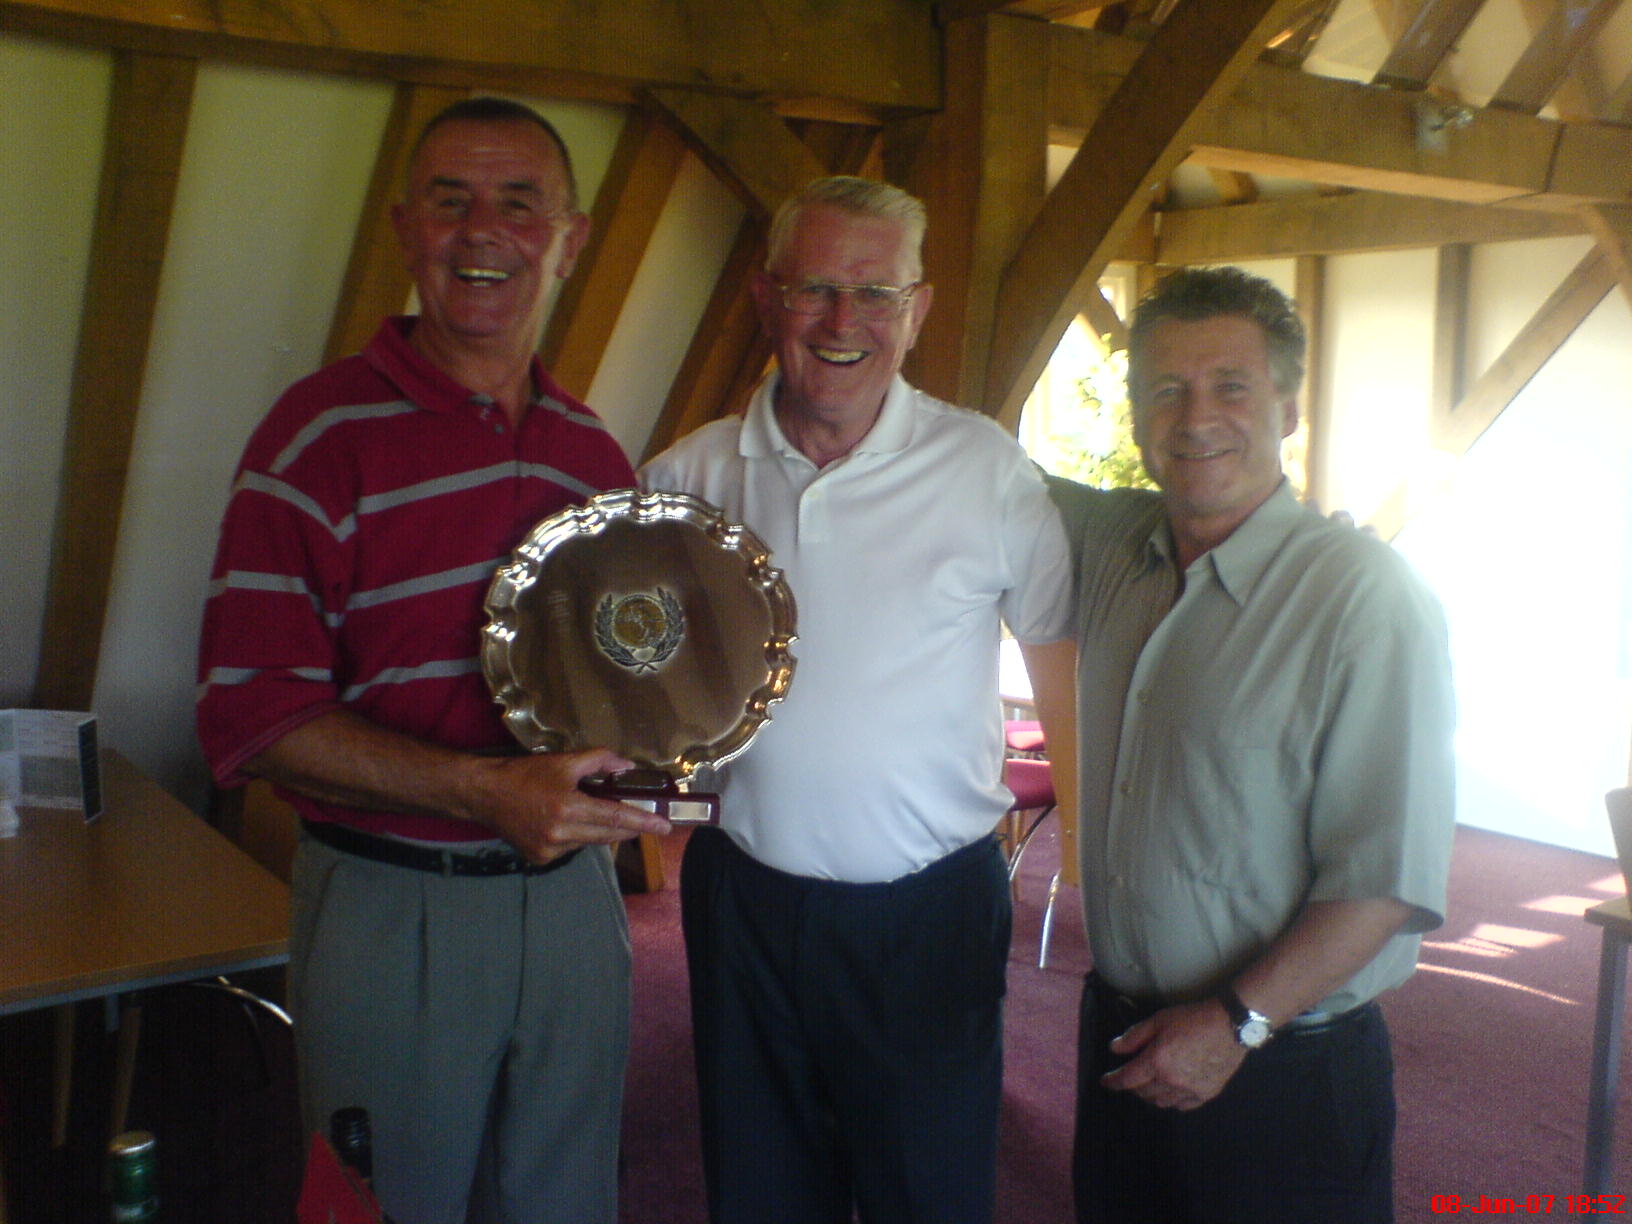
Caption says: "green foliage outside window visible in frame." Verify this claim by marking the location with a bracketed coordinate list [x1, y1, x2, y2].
[1027, 345, 1157, 491]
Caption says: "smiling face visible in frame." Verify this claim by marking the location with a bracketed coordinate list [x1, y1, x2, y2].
[391, 117, 589, 375]
[1132, 314, 1299, 563]
[752, 202, 932, 456]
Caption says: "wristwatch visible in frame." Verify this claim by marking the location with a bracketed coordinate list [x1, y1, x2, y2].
[1220, 984, 1274, 1049]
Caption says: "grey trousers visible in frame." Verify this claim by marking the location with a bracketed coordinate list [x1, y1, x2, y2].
[289, 834, 631, 1224]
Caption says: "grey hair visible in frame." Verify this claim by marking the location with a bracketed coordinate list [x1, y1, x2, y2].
[1127, 266, 1307, 397]
[765, 176, 928, 279]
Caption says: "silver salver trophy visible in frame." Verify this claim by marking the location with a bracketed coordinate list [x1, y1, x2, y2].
[482, 489, 797, 824]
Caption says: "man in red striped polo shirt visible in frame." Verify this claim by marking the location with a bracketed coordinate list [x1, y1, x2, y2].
[197, 97, 668, 1224]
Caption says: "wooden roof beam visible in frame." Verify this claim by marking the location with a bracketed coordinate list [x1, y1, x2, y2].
[1581, 203, 1632, 314]
[0, 0, 941, 119]
[1048, 24, 1632, 209]
[1154, 191, 1588, 263]
[1261, 0, 1344, 68]
[33, 51, 196, 710]
[1370, 0, 1485, 91]
[541, 108, 688, 400]
[1490, 0, 1623, 116]
[889, 12, 1051, 412]
[1431, 246, 1615, 456]
[984, 0, 1307, 428]
[325, 83, 465, 366]
[646, 88, 829, 217]
[1372, 244, 1615, 538]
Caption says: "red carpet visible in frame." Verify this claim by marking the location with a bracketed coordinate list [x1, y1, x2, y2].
[618, 823, 1632, 1223]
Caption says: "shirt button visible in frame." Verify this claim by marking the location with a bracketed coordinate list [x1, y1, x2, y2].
[1118, 780, 1132, 796]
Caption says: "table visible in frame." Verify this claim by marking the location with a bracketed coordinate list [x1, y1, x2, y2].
[1, 750, 290, 1016]
[1585, 896, 1632, 1194]
[0, 748, 289, 1207]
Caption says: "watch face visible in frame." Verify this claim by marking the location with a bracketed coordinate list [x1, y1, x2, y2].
[1239, 1017, 1273, 1049]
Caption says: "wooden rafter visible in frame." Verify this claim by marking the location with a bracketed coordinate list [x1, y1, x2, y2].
[33, 52, 196, 709]
[1432, 247, 1615, 455]
[1490, 0, 1624, 116]
[1371, 0, 1484, 90]
[984, 0, 1306, 428]
[1047, 24, 1632, 210]
[645, 89, 829, 217]
[890, 12, 1051, 411]
[1580, 203, 1632, 313]
[1154, 191, 1586, 264]
[540, 108, 687, 400]
[641, 221, 768, 461]
[1607, 64, 1632, 121]
[1369, 245, 1616, 539]
[1207, 168, 1259, 204]
[1261, 0, 1344, 67]
[0, 0, 941, 119]
[325, 83, 465, 365]
[1431, 243, 1471, 421]
[1293, 254, 1327, 507]
[1081, 289, 1129, 355]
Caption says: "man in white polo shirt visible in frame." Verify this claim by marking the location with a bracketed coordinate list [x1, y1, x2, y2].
[640, 176, 1071, 1223]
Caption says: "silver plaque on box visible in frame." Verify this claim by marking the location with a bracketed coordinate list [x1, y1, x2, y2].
[482, 489, 797, 823]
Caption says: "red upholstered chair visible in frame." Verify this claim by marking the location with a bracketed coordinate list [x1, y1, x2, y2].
[1004, 719, 1046, 756]
[1002, 757, 1064, 968]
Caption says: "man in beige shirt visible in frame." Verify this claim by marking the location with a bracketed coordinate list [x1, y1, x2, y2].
[1035, 266, 1455, 1223]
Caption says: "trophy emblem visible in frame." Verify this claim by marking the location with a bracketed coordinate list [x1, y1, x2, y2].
[595, 589, 686, 674]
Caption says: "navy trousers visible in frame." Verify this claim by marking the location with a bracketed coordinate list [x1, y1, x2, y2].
[1074, 972, 1396, 1224]
[681, 826, 1012, 1224]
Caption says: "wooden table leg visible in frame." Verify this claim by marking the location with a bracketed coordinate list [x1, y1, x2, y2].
[51, 1004, 75, 1149]
[1585, 924, 1629, 1194]
[111, 1002, 142, 1141]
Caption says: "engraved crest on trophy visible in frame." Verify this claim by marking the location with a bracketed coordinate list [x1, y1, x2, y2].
[482, 489, 797, 824]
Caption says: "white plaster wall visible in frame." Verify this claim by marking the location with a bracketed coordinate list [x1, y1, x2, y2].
[589, 151, 747, 461]
[1395, 242, 1632, 856]
[1317, 249, 1438, 522]
[0, 36, 108, 707]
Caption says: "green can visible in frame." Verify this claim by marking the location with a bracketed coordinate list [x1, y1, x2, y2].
[107, 1130, 158, 1222]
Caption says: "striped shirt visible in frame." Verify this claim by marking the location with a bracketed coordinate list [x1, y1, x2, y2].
[197, 317, 635, 841]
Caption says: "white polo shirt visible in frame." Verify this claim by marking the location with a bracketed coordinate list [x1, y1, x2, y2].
[639, 374, 1071, 882]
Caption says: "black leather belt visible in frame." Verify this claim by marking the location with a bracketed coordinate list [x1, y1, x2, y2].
[1086, 971, 1371, 1039]
[302, 819, 579, 877]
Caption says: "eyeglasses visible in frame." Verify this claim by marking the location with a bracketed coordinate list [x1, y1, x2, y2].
[775, 280, 921, 320]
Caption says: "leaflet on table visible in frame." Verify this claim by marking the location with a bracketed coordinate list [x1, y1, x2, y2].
[0, 709, 103, 822]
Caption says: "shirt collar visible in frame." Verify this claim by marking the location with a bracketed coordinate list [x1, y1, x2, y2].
[363, 316, 559, 419]
[740, 373, 916, 462]
[1143, 479, 1304, 606]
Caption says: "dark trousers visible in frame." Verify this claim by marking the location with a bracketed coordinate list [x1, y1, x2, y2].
[681, 826, 1011, 1224]
[1074, 972, 1396, 1224]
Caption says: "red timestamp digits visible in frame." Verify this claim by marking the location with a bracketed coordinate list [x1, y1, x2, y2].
[1430, 1193, 1629, 1214]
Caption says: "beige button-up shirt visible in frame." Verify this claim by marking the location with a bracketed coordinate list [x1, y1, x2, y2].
[1053, 479, 1455, 1013]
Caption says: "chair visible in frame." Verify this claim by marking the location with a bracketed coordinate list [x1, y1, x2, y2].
[1002, 757, 1064, 968]
[1004, 719, 1046, 756]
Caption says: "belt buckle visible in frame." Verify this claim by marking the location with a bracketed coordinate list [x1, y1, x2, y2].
[472, 847, 523, 875]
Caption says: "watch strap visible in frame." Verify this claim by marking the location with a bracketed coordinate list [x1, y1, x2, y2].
[1219, 983, 1273, 1047]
